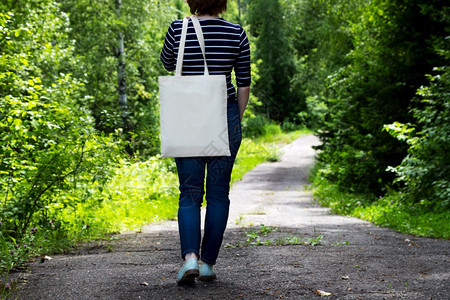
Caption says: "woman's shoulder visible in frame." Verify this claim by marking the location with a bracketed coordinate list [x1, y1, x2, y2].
[170, 19, 184, 28]
[216, 18, 242, 29]
[216, 18, 245, 31]
[170, 18, 244, 32]
[203, 18, 244, 34]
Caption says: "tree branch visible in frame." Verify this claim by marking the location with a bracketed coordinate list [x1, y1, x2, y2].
[21, 136, 89, 232]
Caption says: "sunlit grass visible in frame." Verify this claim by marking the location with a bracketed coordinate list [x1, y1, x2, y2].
[310, 177, 449, 239]
[253, 128, 311, 145]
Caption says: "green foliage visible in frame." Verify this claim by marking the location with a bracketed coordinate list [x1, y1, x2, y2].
[311, 173, 449, 239]
[0, 1, 120, 235]
[58, 0, 179, 156]
[312, 0, 449, 196]
[225, 224, 325, 248]
[384, 64, 450, 210]
[285, 0, 358, 129]
[248, 0, 303, 121]
[296, 0, 449, 228]
[89, 158, 179, 233]
[303, 96, 328, 130]
[0, 1, 121, 281]
[62, 130, 303, 236]
[242, 114, 282, 138]
[244, 224, 276, 245]
[306, 235, 324, 246]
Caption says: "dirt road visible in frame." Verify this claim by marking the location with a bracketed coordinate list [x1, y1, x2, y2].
[10, 135, 450, 299]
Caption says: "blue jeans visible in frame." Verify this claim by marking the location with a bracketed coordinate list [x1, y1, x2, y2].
[175, 101, 242, 265]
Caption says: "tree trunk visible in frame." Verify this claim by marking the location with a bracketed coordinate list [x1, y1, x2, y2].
[238, 0, 241, 23]
[115, 0, 132, 154]
[117, 31, 127, 129]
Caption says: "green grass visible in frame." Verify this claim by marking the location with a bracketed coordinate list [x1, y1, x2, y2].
[232, 129, 310, 183]
[224, 224, 326, 248]
[84, 157, 180, 233]
[311, 177, 450, 239]
[253, 129, 311, 145]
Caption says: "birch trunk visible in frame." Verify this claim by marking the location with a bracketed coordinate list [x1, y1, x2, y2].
[238, 0, 241, 23]
[117, 31, 127, 129]
[115, 0, 131, 151]
[115, 0, 133, 154]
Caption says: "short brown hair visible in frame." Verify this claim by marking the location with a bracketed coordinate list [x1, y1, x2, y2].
[186, 0, 227, 16]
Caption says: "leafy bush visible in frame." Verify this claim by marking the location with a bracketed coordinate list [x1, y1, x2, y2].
[0, 1, 121, 233]
[248, 0, 304, 121]
[89, 158, 179, 233]
[0, 2, 122, 281]
[310, 174, 449, 239]
[303, 96, 328, 130]
[384, 65, 450, 210]
[242, 114, 282, 138]
[313, 0, 448, 196]
[59, 0, 179, 157]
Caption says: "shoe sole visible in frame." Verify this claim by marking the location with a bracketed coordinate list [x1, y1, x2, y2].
[177, 269, 199, 285]
[198, 274, 216, 281]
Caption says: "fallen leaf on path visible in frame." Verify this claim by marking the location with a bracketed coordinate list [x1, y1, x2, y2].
[315, 289, 332, 297]
[139, 281, 149, 286]
[40, 255, 52, 263]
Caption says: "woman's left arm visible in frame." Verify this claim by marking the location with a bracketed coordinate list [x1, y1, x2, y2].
[160, 22, 176, 71]
[235, 26, 251, 120]
[237, 86, 250, 120]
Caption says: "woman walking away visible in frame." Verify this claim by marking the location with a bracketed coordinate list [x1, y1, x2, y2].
[160, 0, 251, 285]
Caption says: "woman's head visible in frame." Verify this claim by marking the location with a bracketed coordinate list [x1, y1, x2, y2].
[186, 0, 227, 16]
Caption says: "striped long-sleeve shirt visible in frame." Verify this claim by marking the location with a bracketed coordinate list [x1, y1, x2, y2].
[160, 18, 251, 101]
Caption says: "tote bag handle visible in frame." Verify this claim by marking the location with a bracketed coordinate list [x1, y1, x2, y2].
[159, 16, 229, 157]
[175, 16, 210, 77]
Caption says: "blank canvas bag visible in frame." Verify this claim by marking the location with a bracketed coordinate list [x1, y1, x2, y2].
[159, 16, 230, 157]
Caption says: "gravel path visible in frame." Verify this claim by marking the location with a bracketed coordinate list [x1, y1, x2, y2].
[10, 134, 450, 299]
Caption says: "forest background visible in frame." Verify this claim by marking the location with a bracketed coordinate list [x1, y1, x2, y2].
[1, 0, 448, 291]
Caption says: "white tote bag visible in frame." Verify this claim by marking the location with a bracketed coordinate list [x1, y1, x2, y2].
[159, 16, 230, 157]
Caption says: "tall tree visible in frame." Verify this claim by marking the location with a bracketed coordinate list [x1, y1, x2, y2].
[248, 0, 302, 121]
[115, 0, 130, 142]
[314, 0, 449, 195]
[0, 0, 118, 234]
[282, 0, 360, 128]
[59, 0, 177, 156]
[384, 4, 450, 209]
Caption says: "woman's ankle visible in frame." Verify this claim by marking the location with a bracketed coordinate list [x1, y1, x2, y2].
[185, 252, 197, 261]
